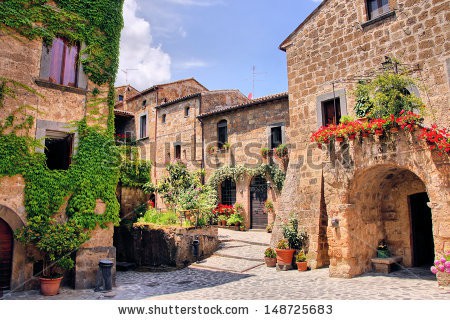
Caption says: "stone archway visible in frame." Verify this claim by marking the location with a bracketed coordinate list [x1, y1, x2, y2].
[0, 205, 33, 291]
[327, 164, 440, 278]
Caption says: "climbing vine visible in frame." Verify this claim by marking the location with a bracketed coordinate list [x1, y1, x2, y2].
[208, 164, 286, 192]
[0, 0, 126, 271]
[118, 146, 152, 188]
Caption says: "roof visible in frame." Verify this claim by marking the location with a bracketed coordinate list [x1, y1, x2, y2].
[197, 92, 288, 119]
[124, 78, 208, 104]
[114, 109, 134, 117]
[279, 0, 329, 51]
[155, 89, 247, 110]
[155, 93, 202, 109]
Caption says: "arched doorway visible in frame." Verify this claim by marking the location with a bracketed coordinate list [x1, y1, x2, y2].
[328, 165, 436, 277]
[250, 175, 268, 229]
[0, 217, 13, 290]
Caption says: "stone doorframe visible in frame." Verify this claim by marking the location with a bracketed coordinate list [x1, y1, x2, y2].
[322, 133, 449, 279]
[0, 205, 33, 291]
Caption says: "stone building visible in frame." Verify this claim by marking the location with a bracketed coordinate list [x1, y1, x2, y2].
[115, 79, 290, 230]
[0, 2, 121, 291]
[274, 0, 450, 283]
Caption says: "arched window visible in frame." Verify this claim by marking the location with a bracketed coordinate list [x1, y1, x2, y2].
[221, 179, 236, 205]
[217, 120, 228, 149]
[162, 114, 166, 124]
[185, 106, 190, 117]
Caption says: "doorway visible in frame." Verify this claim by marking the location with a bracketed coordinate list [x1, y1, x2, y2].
[409, 192, 434, 267]
[0, 218, 13, 290]
[250, 175, 268, 229]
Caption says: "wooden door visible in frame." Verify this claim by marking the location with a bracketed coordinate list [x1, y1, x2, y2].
[250, 176, 268, 229]
[0, 218, 13, 290]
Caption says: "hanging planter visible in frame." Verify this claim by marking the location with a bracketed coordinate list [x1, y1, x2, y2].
[335, 136, 345, 143]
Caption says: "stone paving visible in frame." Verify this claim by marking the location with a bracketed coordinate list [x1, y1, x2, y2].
[3, 228, 449, 300]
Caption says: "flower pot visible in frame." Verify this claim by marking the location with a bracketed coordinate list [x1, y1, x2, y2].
[390, 127, 399, 133]
[265, 257, 277, 267]
[375, 129, 384, 136]
[317, 143, 322, 150]
[377, 249, 390, 258]
[296, 261, 308, 271]
[40, 277, 63, 296]
[275, 249, 296, 265]
[335, 136, 344, 143]
[220, 220, 226, 226]
[348, 134, 356, 141]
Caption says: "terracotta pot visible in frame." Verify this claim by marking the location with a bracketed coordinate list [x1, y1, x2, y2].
[265, 257, 277, 267]
[296, 261, 308, 271]
[40, 277, 63, 296]
[358, 117, 369, 123]
[375, 129, 384, 136]
[220, 220, 227, 226]
[390, 127, 399, 133]
[275, 249, 296, 265]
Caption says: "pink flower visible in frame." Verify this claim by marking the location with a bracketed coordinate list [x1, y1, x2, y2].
[445, 268, 450, 274]
[445, 261, 450, 269]
[441, 257, 447, 263]
[431, 266, 438, 274]
[438, 265, 445, 272]
[434, 260, 441, 267]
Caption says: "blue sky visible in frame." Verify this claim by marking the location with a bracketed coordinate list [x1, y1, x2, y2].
[116, 0, 322, 98]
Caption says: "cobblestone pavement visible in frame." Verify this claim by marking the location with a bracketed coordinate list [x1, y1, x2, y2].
[4, 229, 449, 300]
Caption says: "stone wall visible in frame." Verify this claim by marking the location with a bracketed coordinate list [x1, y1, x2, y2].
[201, 96, 290, 229]
[275, 0, 450, 278]
[119, 187, 148, 220]
[121, 224, 219, 268]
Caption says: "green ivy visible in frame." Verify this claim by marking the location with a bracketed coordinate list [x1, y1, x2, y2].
[0, 0, 124, 85]
[208, 164, 286, 192]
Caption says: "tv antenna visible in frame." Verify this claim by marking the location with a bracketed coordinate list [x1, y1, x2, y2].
[249, 65, 266, 99]
[121, 68, 138, 84]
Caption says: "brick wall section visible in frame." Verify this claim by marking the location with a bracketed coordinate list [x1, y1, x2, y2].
[275, 0, 450, 277]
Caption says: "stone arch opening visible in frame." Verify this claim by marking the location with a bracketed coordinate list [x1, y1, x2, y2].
[342, 164, 434, 276]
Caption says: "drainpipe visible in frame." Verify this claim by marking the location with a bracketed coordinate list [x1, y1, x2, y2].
[199, 97, 205, 184]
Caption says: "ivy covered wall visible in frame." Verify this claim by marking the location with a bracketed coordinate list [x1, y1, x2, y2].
[0, 1, 125, 251]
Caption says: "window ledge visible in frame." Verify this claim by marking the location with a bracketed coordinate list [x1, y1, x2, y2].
[361, 11, 396, 29]
[137, 137, 149, 142]
[35, 79, 88, 95]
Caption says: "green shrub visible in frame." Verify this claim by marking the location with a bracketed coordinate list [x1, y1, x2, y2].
[137, 209, 178, 226]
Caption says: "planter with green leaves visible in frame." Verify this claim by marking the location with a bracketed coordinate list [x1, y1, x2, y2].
[15, 219, 89, 296]
[264, 247, 277, 267]
[218, 214, 228, 226]
[275, 239, 295, 266]
[295, 250, 308, 271]
[227, 213, 244, 230]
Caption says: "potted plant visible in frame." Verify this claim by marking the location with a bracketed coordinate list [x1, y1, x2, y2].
[15, 219, 88, 296]
[275, 239, 295, 266]
[217, 214, 227, 226]
[263, 200, 274, 215]
[430, 250, 450, 287]
[260, 147, 270, 159]
[207, 144, 217, 155]
[266, 222, 273, 233]
[227, 213, 244, 230]
[295, 250, 308, 271]
[222, 142, 231, 151]
[239, 225, 246, 232]
[274, 144, 288, 160]
[377, 240, 390, 258]
[264, 247, 277, 267]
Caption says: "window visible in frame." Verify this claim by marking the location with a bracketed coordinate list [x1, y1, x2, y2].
[221, 179, 236, 206]
[367, 0, 390, 20]
[139, 115, 147, 139]
[322, 98, 341, 126]
[270, 126, 282, 149]
[45, 130, 74, 170]
[118, 95, 124, 102]
[41, 38, 79, 87]
[162, 114, 167, 124]
[142, 100, 147, 107]
[175, 145, 181, 160]
[185, 106, 190, 117]
[217, 120, 228, 149]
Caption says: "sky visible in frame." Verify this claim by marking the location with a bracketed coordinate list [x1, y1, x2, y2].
[116, 0, 323, 98]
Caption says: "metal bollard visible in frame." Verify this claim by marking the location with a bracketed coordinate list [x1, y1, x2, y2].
[192, 237, 200, 261]
[98, 259, 114, 292]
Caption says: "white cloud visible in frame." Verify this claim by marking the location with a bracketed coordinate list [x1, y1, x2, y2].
[177, 59, 209, 69]
[116, 0, 171, 91]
